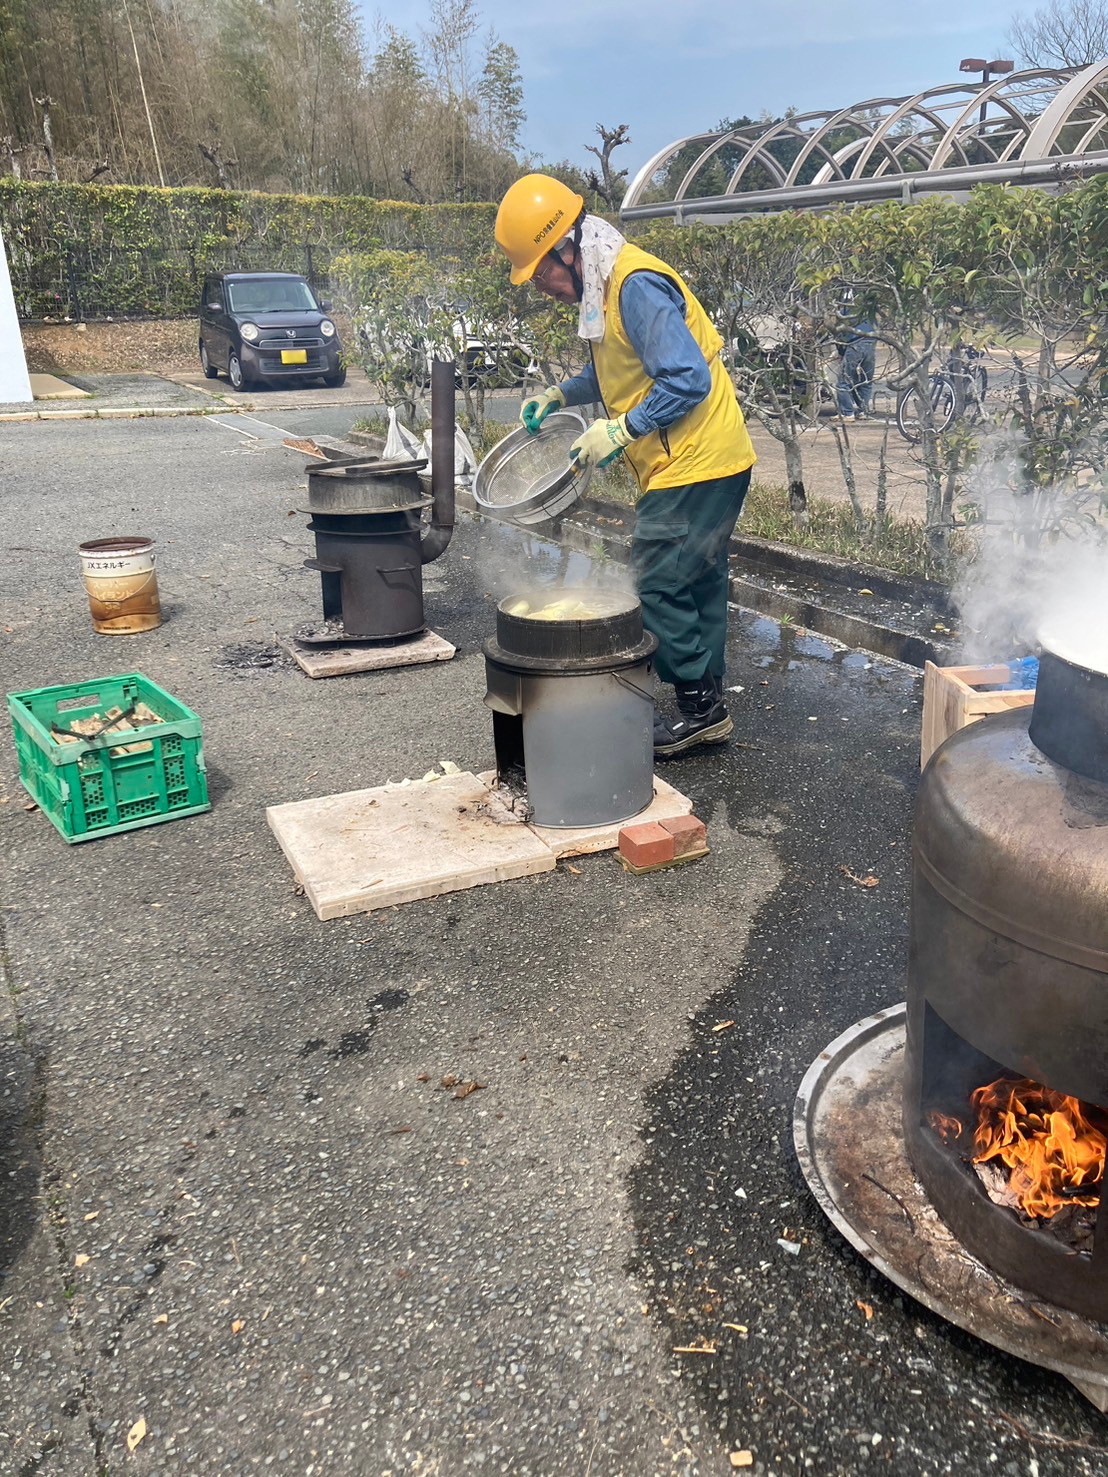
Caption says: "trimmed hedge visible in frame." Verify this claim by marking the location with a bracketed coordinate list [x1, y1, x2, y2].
[0, 180, 497, 321]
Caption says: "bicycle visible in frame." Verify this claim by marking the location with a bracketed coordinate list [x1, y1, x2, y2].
[895, 345, 988, 442]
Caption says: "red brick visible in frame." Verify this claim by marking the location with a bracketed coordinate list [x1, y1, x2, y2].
[618, 821, 675, 869]
[660, 814, 707, 857]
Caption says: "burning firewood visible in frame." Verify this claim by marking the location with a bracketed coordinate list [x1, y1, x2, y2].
[970, 1076, 1105, 1220]
[931, 1077, 1106, 1226]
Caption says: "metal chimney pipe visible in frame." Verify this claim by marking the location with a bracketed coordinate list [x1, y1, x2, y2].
[420, 357, 456, 564]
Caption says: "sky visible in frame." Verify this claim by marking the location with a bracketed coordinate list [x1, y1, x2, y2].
[360, 0, 1034, 182]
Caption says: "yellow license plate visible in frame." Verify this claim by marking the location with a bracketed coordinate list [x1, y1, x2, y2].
[281, 348, 308, 365]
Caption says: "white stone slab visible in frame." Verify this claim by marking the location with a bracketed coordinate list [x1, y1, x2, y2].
[279, 627, 455, 678]
[267, 771, 556, 920]
[477, 771, 694, 858]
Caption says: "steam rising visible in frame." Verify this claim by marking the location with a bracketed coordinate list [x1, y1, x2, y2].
[953, 439, 1108, 676]
[471, 517, 637, 615]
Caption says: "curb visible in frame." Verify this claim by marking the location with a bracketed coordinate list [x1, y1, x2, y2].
[0, 404, 230, 423]
[574, 493, 951, 612]
[725, 573, 953, 667]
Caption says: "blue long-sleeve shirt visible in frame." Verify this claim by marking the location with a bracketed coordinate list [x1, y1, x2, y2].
[558, 271, 711, 440]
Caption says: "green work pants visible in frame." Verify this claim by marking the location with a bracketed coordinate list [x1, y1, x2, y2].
[631, 469, 751, 686]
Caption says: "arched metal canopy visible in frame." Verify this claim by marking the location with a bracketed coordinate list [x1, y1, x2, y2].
[621, 63, 1108, 222]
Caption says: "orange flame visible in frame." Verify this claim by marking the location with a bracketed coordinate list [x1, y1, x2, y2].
[970, 1076, 1106, 1219]
[928, 1110, 964, 1143]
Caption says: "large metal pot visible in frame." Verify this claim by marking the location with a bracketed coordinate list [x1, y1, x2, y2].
[904, 652, 1108, 1319]
[483, 589, 657, 828]
[305, 457, 428, 516]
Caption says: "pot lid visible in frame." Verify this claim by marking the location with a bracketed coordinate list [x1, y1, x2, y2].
[310, 456, 428, 479]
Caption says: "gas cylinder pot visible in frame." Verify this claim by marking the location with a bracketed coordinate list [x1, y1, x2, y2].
[299, 358, 456, 644]
[483, 588, 657, 829]
[905, 647, 1108, 1320]
[304, 469, 429, 640]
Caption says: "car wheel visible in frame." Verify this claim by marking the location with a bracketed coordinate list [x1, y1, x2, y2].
[228, 352, 251, 392]
[322, 367, 347, 388]
[199, 339, 219, 379]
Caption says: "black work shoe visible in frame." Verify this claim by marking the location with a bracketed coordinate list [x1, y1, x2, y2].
[653, 676, 733, 758]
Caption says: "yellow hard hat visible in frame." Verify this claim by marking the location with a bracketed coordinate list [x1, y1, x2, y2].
[495, 174, 585, 286]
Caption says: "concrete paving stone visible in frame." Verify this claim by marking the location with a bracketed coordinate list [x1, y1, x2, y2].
[29, 372, 91, 400]
[267, 771, 557, 918]
[0, 413, 1098, 1475]
[279, 626, 456, 679]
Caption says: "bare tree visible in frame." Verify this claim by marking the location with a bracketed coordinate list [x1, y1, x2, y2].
[198, 140, 236, 189]
[0, 0, 529, 198]
[34, 96, 59, 181]
[424, 0, 480, 197]
[585, 123, 630, 209]
[400, 166, 426, 202]
[120, 0, 166, 185]
[1, 136, 25, 180]
[1008, 0, 1108, 67]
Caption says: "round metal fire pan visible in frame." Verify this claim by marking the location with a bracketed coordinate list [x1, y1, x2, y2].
[793, 1005, 1108, 1401]
[473, 412, 592, 525]
[483, 631, 657, 677]
[299, 511, 427, 532]
[306, 459, 429, 515]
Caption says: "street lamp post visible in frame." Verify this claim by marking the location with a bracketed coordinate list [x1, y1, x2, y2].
[960, 57, 1014, 127]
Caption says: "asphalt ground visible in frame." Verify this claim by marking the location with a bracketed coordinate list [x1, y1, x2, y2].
[0, 415, 1103, 1476]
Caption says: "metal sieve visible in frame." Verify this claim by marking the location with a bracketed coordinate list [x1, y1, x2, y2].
[473, 411, 593, 526]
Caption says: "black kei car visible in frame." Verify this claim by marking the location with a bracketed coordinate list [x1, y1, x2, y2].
[198, 271, 345, 390]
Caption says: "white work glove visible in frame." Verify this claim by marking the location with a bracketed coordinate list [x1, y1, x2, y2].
[569, 415, 633, 470]
[520, 384, 565, 435]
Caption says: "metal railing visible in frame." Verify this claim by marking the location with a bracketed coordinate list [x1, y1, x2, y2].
[622, 62, 1108, 221]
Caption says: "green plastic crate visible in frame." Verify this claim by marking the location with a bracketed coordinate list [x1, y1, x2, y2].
[7, 672, 211, 843]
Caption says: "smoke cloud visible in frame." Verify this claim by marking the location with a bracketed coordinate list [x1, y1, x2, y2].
[953, 434, 1108, 676]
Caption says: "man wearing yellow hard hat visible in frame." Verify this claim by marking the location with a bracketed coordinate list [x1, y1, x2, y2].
[495, 174, 757, 758]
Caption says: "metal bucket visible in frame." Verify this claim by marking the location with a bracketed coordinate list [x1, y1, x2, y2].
[78, 537, 162, 635]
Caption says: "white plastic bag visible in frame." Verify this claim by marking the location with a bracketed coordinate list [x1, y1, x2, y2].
[454, 427, 478, 482]
[420, 426, 479, 486]
[384, 406, 423, 462]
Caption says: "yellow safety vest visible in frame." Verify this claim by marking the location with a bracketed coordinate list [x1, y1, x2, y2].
[591, 242, 756, 495]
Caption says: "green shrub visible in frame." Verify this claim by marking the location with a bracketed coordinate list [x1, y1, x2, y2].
[0, 180, 496, 320]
